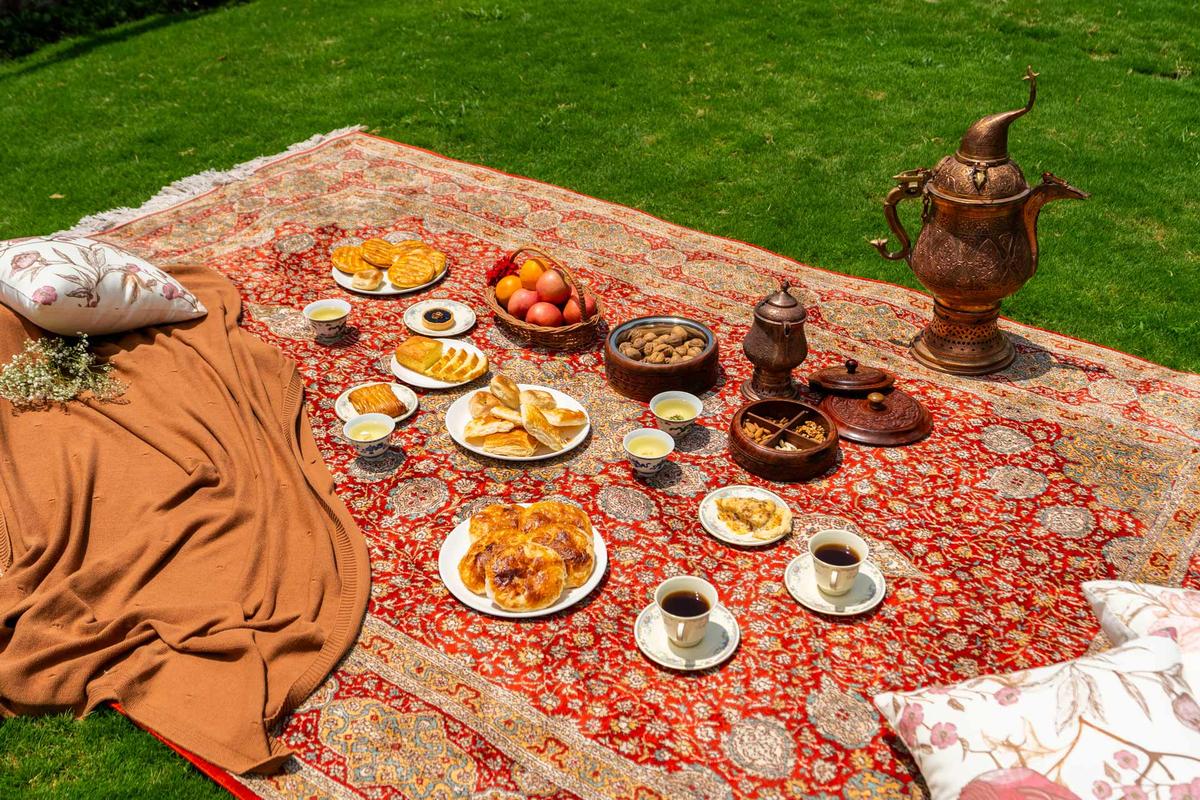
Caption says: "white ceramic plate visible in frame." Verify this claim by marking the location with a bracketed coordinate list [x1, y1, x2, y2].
[634, 602, 740, 671]
[403, 299, 477, 337]
[698, 485, 793, 546]
[330, 265, 447, 296]
[784, 553, 886, 616]
[446, 384, 590, 462]
[438, 507, 607, 618]
[389, 339, 489, 390]
[334, 382, 419, 424]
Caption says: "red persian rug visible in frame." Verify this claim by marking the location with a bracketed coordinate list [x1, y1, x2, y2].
[81, 129, 1200, 799]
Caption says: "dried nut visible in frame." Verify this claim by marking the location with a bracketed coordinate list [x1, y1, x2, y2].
[647, 351, 667, 364]
[792, 419, 826, 443]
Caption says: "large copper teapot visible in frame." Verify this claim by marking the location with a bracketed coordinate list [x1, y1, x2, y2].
[871, 68, 1088, 375]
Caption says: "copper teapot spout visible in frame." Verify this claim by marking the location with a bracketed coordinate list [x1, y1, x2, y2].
[1023, 172, 1089, 275]
[958, 66, 1038, 162]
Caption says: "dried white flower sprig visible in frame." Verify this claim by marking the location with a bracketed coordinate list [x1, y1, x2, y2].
[0, 335, 125, 409]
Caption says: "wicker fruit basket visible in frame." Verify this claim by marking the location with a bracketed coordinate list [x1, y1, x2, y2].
[485, 246, 603, 351]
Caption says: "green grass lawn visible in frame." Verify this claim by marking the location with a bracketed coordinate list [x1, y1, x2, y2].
[0, 0, 1196, 795]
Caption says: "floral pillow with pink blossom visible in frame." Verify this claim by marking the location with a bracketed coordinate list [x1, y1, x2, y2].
[1084, 581, 1200, 686]
[0, 235, 205, 335]
[874, 637, 1200, 800]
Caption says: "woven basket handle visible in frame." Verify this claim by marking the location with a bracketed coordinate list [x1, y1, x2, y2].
[508, 246, 597, 322]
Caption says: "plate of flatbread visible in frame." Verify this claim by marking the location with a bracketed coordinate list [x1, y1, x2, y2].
[329, 239, 449, 296]
[438, 501, 607, 617]
[698, 485, 794, 546]
[445, 373, 590, 461]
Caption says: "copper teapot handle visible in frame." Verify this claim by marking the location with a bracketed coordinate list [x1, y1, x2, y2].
[871, 168, 931, 264]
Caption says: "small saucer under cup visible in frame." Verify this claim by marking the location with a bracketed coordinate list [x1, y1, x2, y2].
[785, 553, 886, 616]
[634, 602, 740, 671]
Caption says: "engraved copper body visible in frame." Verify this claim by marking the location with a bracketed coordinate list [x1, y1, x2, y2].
[741, 280, 809, 400]
[871, 68, 1088, 375]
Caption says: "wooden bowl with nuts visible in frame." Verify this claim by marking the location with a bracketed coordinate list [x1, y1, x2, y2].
[603, 316, 720, 402]
[728, 398, 839, 482]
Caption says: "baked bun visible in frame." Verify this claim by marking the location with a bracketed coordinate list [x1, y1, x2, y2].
[459, 529, 522, 594]
[469, 390, 502, 418]
[351, 268, 384, 291]
[490, 375, 520, 409]
[521, 403, 564, 451]
[482, 430, 538, 458]
[525, 523, 594, 588]
[484, 542, 566, 611]
[520, 501, 593, 536]
[541, 407, 586, 428]
[468, 503, 524, 541]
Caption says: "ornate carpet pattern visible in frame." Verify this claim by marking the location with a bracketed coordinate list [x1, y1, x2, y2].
[96, 131, 1200, 799]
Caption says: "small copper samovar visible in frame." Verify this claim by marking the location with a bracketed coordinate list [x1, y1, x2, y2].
[871, 67, 1088, 375]
[742, 280, 808, 399]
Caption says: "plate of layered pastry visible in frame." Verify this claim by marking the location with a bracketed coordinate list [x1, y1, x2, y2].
[334, 381, 419, 423]
[439, 501, 607, 617]
[391, 335, 490, 389]
[698, 485, 794, 546]
[445, 372, 590, 461]
[329, 238, 449, 296]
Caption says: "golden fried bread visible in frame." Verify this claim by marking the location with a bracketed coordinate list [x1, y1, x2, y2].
[490, 405, 522, 424]
[541, 407, 586, 428]
[348, 383, 405, 418]
[484, 542, 566, 611]
[525, 523, 594, 588]
[482, 430, 538, 457]
[714, 497, 792, 540]
[520, 501, 593, 536]
[331, 245, 369, 274]
[394, 336, 443, 373]
[351, 268, 384, 290]
[521, 403, 564, 451]
[468, 504, 524, 541]
[489, 374, 520, 409]
[387, 256, 437, 289]
[469, 390, 502, 418]
[519, 389, 555, 410]
[361, 238, 397, 267]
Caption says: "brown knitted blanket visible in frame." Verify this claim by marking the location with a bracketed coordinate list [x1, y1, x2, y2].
[0, 264, 369, 774]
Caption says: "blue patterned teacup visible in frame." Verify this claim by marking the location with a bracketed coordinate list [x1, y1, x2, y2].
[343, 413, 395, 461]
[622, 428, 675, 477]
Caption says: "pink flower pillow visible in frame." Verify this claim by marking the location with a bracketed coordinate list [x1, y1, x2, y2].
[0, 235, 206, 335]
[1084, 580, 1200, 686]
[874, 637, 1200, 800]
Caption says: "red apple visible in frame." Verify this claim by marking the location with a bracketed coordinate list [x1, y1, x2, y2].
[568, 287, 597, 317]
[507, 288, 538, 320]
[535, 269, 570, 305]
[563, 298, 583, 324]
[526, 301, 564, 327]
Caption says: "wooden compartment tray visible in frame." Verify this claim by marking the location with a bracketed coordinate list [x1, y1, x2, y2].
[728, 398, 839, 482]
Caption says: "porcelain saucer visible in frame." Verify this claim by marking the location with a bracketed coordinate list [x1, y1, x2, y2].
[785, 553, 886, 616]
[634, 602, 740, 671]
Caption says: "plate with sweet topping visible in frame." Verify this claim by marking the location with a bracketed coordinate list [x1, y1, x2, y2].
[698, 485, 793, 546]
[438, 501, 607, 618]
[403, 299, 476, 337]
[334, 382, 419, 423]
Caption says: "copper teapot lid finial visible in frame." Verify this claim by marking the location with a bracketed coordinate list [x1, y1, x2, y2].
[957, 66, 1038, 164]
[755, 280, 807, 324]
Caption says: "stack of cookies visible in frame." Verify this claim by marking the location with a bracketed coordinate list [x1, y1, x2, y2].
[331, 238, 448, 290]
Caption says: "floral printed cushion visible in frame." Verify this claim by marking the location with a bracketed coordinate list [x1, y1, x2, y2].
[874, 637, 1200, 800]
[1084, 580, 1200, 686]
[0, 235, 206, 335]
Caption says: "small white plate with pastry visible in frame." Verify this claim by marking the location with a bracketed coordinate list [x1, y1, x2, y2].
[403, 299, 476, 337]
[334, 382, 419, 423]
[698, 485, 793, 546]
[445, 374, 590, 461]
[390, 335, 490, 389]
[438, 501, 608, 618]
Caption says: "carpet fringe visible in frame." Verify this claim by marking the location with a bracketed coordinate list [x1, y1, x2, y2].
[64, 125, 368, 236]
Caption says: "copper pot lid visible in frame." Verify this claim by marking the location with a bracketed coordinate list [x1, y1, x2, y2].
[754, 280, 808, 325]
[819, 390, 932, 447]
[808, 359, 895, 394]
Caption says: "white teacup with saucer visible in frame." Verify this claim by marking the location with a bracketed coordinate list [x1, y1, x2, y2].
[785, 542, 886, 616]
[634, 576, 740, 671]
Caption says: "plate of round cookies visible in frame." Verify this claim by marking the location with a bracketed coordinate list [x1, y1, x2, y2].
[330, 238, 448, 296]
[438, 501, 607, 617]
